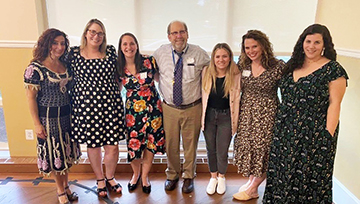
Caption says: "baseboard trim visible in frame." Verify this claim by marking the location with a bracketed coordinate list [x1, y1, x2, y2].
[333, 177, 360, 204]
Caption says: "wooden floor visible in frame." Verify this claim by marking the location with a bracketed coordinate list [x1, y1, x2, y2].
[0, 172, 266, 204]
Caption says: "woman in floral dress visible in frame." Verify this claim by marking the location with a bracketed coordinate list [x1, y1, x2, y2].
[117, 33, 165, 194]
[24, 28, 81, 204]
[263, 24, 348, 203]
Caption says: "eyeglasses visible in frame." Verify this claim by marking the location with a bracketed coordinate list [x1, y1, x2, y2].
[170, 30, 187, 36]
[87, 29, 105, 38]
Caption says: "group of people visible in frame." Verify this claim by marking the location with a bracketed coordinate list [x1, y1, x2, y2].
[24, 18, 348, 204]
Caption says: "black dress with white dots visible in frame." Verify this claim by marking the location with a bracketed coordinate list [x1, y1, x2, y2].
[69, 45, 125, 148]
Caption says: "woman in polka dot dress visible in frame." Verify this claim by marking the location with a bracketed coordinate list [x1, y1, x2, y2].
[68, 19, 125, 197]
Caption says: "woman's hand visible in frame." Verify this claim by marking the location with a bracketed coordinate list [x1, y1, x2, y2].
[35, 124, 47, 139]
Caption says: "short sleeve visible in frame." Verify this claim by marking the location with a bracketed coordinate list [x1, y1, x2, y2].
[141, 55, 157, 74]
[67, 46, 80, 68]
[275, 60, 286, 79]
[107, 45, 117, 59]
[328, 61, 349, 83]
[24, 64, 43, 90]
[196, 46, 210, 69]
[150, 56, 158, 73]
[153, 47, 160, 61]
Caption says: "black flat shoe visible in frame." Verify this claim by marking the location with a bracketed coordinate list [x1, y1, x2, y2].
[106, 177, 122, 194]
[128, 176, 140, 191]
[142, 182, 151, 194]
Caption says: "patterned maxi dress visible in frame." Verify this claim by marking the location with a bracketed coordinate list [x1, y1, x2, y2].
[233, 60, 285, 177]
[263, 61, 348, 203]
[24, 62, 81, 175]
[120, 56, 165, 162]
[69, 45, 125, 148]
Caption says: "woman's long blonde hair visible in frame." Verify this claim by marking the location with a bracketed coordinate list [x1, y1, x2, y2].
[202, 43, 239, 97]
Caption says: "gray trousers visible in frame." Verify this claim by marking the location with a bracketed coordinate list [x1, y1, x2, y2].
[203, 107, 232, 175]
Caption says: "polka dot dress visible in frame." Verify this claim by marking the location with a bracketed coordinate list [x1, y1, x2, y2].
[69, 45, 125, 148]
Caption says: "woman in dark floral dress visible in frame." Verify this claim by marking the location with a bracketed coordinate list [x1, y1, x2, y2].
[117, 33, 165, 194]
[263, 24, 348, 204]
[24, 28, 81, 204]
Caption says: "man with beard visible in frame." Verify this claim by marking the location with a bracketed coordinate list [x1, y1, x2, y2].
[153, 20, 210, 193]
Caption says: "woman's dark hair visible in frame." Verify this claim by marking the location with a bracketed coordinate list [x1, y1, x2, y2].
[238, 30, 278, 70]
[117, 32, 142, 77]
[284, 24, 336, 75]
[31, 28, 69, 63]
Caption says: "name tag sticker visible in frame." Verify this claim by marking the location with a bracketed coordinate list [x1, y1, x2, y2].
[242, 70, 251, 77]
[187, 57, 195, 64]
[140, 72, 147, 79]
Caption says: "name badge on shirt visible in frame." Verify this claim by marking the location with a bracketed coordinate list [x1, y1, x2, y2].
[140, 72, 147, 79]
[187, 57, 195, 66]
[242, 70, 251, 77]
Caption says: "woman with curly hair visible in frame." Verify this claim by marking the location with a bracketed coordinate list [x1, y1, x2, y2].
[232, 30, 285, 201]
[24, 28, 81, 204]
[263, 24, 348, 203]
[117, 33, 165, 194]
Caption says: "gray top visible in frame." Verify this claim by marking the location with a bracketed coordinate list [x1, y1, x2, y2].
[153, 43, 210, 105]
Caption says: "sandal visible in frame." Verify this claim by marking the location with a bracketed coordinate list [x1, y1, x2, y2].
[106, 177, 122, 194]
[96, 178, 108, 197]
[65, 185, 78, 201]
[57, 192, 70, 204]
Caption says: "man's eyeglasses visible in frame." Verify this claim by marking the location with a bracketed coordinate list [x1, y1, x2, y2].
[87, 29, 105, 38]
[170, 30, 187, 36]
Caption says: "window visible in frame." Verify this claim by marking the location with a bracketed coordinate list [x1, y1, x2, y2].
[45, 0, 316, 154]
[46, 0, 317, 55]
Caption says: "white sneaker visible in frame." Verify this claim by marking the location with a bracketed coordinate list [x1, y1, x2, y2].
[206, 178, 218, 195]
[216, 177, 226, 194]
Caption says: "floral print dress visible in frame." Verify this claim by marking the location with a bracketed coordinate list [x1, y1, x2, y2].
[263, 61, 348, 204]
[24, 62, 81, 175]
[121, 56, 165, 161]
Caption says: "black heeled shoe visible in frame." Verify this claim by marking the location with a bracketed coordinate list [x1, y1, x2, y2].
[128, 176, 140, 191]
[65, 185, 78, 201]
[96, 178, 108, 198]
[142, 181, 151, 194]
[106, 177, 122, 194]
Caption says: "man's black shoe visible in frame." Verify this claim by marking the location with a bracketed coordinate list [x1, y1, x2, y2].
[182, 178, 194, 193]
[164, 178, 179, 191]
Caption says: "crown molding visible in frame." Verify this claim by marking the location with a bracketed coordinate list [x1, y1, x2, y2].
[336, 47, 360, 59]
[0, 41, 36, 48]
